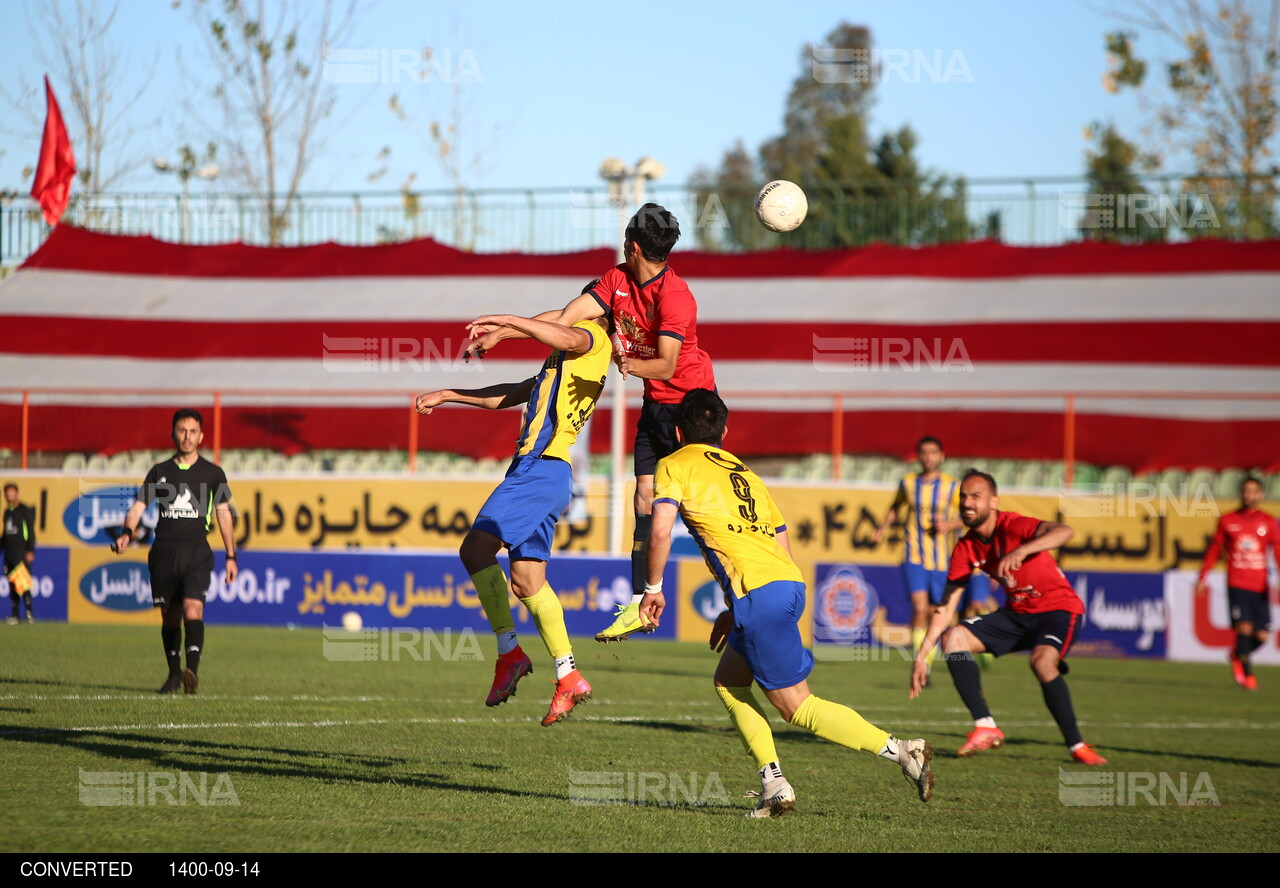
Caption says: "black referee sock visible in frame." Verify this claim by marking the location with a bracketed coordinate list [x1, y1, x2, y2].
[630, 514, 653, 601]
[946, 652, 992, 721]
[184, 620, 205, 675]
[162, 626, 182, 676]
[21, 592, 33, 618]
[1041, 676, 1083, 748]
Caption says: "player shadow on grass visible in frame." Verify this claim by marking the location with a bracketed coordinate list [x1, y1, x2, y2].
[0, 676, 146, 693]
[0, 725, 570, 800]
[925, 731, 1280, 770]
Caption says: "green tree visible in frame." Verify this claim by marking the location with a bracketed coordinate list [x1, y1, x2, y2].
[180, 0, 358, 244]
[1102, 1, 1279, 238]
[696, 23, 974, 250]
[1080, 122, 1166, 242]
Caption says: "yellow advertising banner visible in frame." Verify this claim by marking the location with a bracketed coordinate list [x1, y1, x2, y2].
[18, 473, 1241, 596]
[68, 548, 156, 626]
[30, 474, 611, 553]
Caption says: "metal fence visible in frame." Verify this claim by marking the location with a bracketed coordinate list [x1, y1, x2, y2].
[2, 173, 1275, 266]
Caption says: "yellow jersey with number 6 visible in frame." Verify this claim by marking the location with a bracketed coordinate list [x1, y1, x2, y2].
[653, 443, 802, 599]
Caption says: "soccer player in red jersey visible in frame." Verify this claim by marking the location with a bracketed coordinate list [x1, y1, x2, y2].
[466, 203, 715, 643]
[1196, 477, 1279, 691]
[910, 470, 1107, 765]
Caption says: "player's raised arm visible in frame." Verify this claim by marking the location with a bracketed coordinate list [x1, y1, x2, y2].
[468, 314, 596, 354]
[466, 293, 604, 358]
[997, 520, 1074, 579]
[416, 378, 536, 414]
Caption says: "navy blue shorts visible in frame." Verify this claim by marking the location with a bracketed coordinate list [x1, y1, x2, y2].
[958, 608, 1080, 658]
[634, 400, 680, 478]
[472, 455, 572, 561]
[902, 562, 948, 604]
[726, 580, 815, 691]
[1228, 587, 1271, 631]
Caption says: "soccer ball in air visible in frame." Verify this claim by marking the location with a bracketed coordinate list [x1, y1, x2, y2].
[755, 180, 808, 232]
[342, 611, 363, 632]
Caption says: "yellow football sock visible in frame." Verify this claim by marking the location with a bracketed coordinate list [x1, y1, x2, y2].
[522, 583, 572, 660]
[715, 685, 778, 770]
[470, 565, 514, 636]
[789, 694, 891, 755]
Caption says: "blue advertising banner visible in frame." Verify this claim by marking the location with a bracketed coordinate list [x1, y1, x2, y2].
[812, 563, 913, 646]
[199, 549, 676, 639]
[0, 546, 70, 622]
[814, 562, 1166, 659]
[1064, 571, 1166, 659]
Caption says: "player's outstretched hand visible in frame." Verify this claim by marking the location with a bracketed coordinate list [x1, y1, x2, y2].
[909, 659, 930, 700]
[415, 391, 448, 415]
[610, 334, 630, 379]
[639, 591, 665, 629]
[709, 610, 734, 653]
[997, 547, 1027, 579]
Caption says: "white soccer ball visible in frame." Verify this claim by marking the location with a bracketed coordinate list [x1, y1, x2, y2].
[341, 611, 363, 632]
[755, 180, 808, 232]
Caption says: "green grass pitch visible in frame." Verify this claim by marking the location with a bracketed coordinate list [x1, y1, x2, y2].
[1, 623, 1276, 853]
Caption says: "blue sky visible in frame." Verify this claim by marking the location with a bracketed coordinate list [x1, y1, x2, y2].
[2, 0, 1156, 196]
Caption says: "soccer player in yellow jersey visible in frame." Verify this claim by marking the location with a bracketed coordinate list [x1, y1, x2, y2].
[874, 436, 966, 670]
[639, 390, 934, 817]
[416, 314, 610, 726]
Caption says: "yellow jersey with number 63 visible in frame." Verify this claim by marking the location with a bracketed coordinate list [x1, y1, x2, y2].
[653, 443, 802, 599]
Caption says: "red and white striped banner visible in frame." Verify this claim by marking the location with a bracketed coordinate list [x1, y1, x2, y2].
[2, 226, 1278, 469]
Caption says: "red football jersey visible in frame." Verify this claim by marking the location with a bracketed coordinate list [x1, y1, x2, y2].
[590, 264, 715, 404]
[1198, 507, 1280, 593]
[948, 511, 1084, 615]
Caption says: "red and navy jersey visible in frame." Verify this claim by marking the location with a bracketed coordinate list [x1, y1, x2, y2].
[590, 264, 715, 404]
[947, 511, 1083, 615]
[1199, 507, 1280, 593]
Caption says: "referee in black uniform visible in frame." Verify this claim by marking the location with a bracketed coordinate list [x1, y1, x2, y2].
[113, 409, 237, 694]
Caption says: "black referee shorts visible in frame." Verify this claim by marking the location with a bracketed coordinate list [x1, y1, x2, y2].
[148, 541, 214, 609]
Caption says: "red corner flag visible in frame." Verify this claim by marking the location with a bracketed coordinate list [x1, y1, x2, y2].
[30, 75, 77, 226]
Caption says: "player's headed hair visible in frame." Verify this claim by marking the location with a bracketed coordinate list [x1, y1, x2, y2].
[961, 469, 997, 495]
[677, 389, 728, 446]
[625, 203, 680, 262]
[3, 483, 16, 493]
[1241, 476, 1263, 494]
[172, 408, 204, 430]
[917, 435, 943, 451]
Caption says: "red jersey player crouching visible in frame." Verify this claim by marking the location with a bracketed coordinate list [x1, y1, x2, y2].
[910, 470, 1107, 766]
[1196, 477, 1279, 691]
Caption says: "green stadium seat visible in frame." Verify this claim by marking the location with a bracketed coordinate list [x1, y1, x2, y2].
[61, 453, 87, 473]
[1185, 467, 1215, 499]
[1212, 468, 1246, 500]
[1099, 466, 1133, 487]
